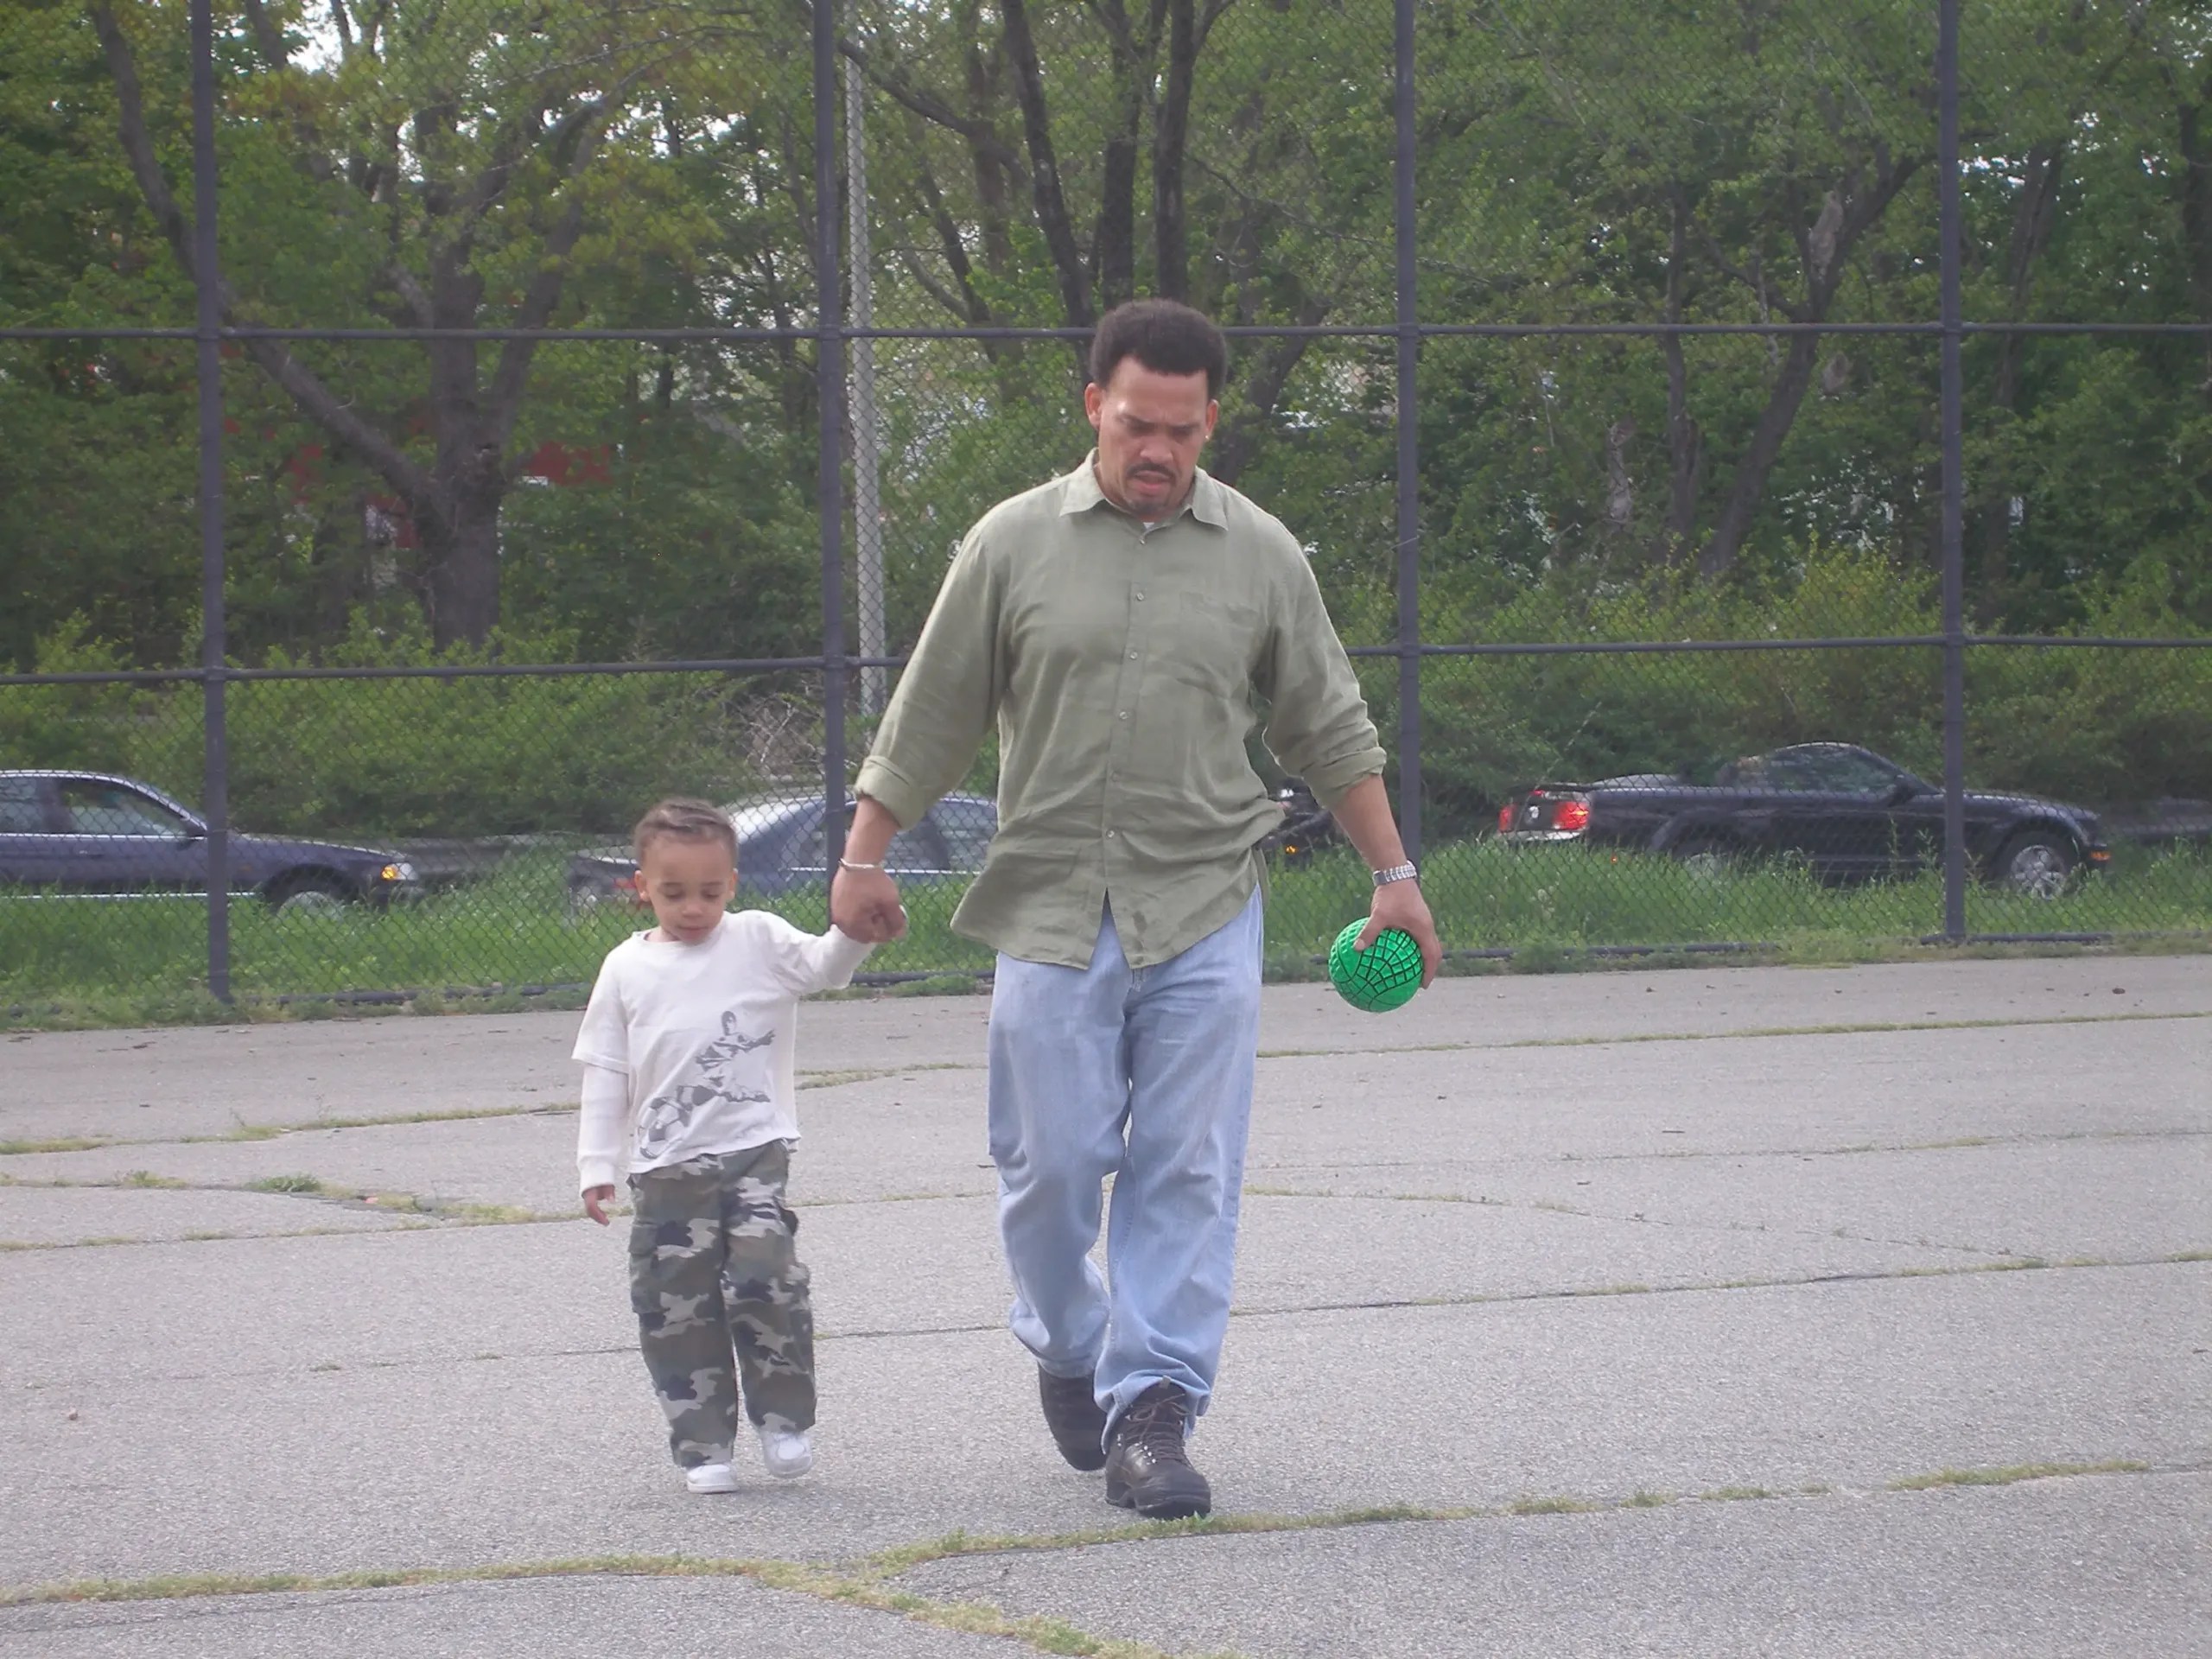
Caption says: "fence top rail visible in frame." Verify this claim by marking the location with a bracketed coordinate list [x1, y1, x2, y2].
[7, 634, 2204, 689]
[22, 320, 2212, 345]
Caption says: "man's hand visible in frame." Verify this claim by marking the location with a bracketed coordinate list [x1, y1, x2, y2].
[582, 1184, 617, 1226]
[833, 795, 912, 944]
[1357, 880, 1442, 988]
[830, 863, 909, 944]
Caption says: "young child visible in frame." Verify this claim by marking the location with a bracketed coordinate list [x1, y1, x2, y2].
[575, 797, 883, 1494]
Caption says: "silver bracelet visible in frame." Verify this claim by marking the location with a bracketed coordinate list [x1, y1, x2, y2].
[837, 857, 884, 873]
[1371, 861, 1419, 887]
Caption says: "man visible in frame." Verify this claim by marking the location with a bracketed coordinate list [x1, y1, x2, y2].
[831, 298, 1440, 1519]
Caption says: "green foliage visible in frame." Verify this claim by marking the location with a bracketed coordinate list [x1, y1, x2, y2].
[0, 617, 154, 770]
[3, 614, 766, 839]
[1409, 543, 2208, 830]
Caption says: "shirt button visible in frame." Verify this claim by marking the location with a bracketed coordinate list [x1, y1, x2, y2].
[1117, 710, 1128, 721]
[1127, 650, 1138, 660]
[1135, 591, 1146, 601]
[1106, 829, 1117, 838]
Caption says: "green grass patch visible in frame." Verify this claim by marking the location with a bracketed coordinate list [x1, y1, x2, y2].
[3, 838, 2206, 1021]
[1888, 1460, 2149, 1491]
[245, 1174, 323, 1194]
[0, 1137, 111, 1155]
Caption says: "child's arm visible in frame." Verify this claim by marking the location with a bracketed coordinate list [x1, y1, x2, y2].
[573, 951, 632, 1224]
[760, 916, 877, 997]
[578, 1063, 627, 1224]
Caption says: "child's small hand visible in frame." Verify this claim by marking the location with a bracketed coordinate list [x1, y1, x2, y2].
[582, 1185, 617, 1226]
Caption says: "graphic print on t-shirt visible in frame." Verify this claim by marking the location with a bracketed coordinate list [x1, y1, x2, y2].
[635, 1010, 775, 1160]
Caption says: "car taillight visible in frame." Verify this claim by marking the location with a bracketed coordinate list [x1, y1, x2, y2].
[614, 872, 639, 893]
[1498, 804, 1516, 834]
[1555, 800, 1591, 832]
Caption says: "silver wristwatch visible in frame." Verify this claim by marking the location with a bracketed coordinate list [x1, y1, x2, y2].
[1371, 861, 1419, 887]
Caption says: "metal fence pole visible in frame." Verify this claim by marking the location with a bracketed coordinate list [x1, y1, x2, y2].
[190, 0, 230, 1000]
[845, 52, 887, 719]
[1938, 0, 1967, 941]
[816, 0, 849, 871]
[1393, 0, 1423, 863]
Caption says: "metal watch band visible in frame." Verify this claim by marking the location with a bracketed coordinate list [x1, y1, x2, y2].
[1371, 861, 1419, 887]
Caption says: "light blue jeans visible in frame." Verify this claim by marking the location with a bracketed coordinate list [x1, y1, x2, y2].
[987, 891, 1264, 1437]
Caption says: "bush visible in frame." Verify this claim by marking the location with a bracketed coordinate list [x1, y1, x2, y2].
[2, 616, 776, 839]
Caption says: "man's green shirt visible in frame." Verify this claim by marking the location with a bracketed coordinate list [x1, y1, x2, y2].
[855, 456, 1385, 968]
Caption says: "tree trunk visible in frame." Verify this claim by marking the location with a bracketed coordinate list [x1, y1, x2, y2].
[1978, 141, 2067, 610]
[1700, 332, 1822, 577]
[1001, 0, 1094, 345]
[1154, 0, 1197, 302]
[1698, 161, 1917, 576]
[419, 480, 504, 649]
[1661, 193, 1701, 562]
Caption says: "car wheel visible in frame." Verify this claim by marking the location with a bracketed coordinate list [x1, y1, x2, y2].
[1995, 831, 2075, 899]
[271, 875, 350, 916]
[1672, 835, 1738, 877]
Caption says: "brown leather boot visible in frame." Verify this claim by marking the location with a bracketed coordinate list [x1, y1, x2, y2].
[1038, 1366, 1108, 1471]
[1103, 1382, 1211, 1518]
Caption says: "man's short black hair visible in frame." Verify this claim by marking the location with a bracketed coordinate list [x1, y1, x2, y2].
[1089, 299, 1227, 400]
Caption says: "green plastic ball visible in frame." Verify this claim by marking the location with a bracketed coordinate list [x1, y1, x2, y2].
[1327, 920, 1424, 1013]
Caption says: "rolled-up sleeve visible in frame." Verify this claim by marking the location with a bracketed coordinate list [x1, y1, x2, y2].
[1258, 552, 1385, 809]
[855, 532, 1001, 830]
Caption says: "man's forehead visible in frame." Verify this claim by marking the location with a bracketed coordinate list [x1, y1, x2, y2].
[1102, 380, 1213, 423]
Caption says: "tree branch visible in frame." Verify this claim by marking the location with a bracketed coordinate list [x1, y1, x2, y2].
[1001, 0, 1093, 329]
[92, 3, 434, 504]
[238, 0, 289, 70]
[835, 29, 1020, 168]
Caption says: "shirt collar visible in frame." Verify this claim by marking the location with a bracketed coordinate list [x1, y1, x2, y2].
[1061, 451, 1227, 531]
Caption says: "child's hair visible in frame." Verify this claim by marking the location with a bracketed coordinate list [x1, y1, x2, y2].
[632, 798, 738, 866]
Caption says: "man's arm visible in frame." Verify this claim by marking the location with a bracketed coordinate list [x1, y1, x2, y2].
[832, 532, 1001, 942]
[1329, 774, 1441, 987]
[1255, 543, 1440, 985]
[830, 798, 909, 943]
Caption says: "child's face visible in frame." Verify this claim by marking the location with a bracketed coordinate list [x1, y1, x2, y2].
[635, 836, 736, 944]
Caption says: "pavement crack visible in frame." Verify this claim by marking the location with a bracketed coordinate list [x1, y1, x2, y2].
[19, 1460, 2198, 1624]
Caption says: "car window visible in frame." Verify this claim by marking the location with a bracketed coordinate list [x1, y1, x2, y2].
[0, 780, 48, 833]
[1779, 750, 1901, 794]
[929, 801, 997, 870]
[788, 816, 942, 871]
[59, 783, 190, 836]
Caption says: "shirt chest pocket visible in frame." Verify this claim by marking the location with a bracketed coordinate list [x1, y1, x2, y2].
[1149, 590, 1265, 700]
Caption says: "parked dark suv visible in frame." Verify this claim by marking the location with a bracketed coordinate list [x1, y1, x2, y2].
[0, 771, 419, 912]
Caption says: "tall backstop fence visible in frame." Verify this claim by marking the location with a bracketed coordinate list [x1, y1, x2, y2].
[2, 0, 2208, 1009]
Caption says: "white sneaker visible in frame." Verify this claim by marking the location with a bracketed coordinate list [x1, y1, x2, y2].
[683, 1461, 740, 1495]
[757, 1425, 814, 1479]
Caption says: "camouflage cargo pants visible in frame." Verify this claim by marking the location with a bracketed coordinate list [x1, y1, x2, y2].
[628, 1140, 815, 1468]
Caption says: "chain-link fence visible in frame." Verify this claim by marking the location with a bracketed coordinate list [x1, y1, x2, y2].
[3, 0, 2208, 1012]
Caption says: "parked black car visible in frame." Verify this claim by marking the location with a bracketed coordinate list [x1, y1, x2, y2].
[1497, 743, 2111, 896]
[566, 791, 1000, 911]
[0, 770, 420, 911]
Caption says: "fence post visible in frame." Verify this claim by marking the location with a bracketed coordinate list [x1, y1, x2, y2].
[190, 0, 230, 1001]
[816, 0, 849, 871]
[1393, 0, 1422, 862]
[1937, 0, 1967, 941]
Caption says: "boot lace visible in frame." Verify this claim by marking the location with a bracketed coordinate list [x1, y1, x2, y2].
[1121, 1386, 1190, 1458]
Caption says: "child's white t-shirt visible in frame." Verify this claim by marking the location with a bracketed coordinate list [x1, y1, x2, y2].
[572, 912, 873, 1191]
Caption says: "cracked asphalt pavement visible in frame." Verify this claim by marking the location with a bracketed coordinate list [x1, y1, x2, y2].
[3, 956, 2208, 1656]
